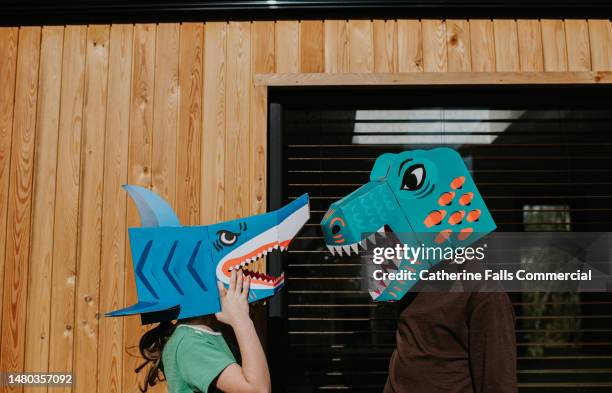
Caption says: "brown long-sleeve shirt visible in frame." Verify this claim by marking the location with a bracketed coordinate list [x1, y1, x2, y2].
[383, 292, 517, 393]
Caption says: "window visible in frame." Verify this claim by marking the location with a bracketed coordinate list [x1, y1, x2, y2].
[268, 86, 612, 393]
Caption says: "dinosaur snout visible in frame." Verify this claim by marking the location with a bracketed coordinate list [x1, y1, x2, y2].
[321, 209, 371, 256]
[322, 213, 348, 244]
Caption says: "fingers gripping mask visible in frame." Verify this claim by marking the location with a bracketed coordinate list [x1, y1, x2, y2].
[106, 185, 310, 324]
[320, 148, 496, 301]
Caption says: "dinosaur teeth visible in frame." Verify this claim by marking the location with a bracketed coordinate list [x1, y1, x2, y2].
[360, 239, 368, 250]
[350, 244, 359, 254]
[342, 245, 351, 255]
[327, 245, 336, 255]
[335, 246, 343, 256]
[367, 234, 377, 245]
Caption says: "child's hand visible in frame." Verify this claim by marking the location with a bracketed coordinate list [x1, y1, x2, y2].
[215, 270, 252, 327]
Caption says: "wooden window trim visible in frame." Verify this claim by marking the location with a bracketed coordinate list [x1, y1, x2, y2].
[255, 71, 612, 86]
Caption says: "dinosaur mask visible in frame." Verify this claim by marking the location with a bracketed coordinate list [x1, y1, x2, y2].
[106, 185, 310, 323]
[320, 148, 496, 301]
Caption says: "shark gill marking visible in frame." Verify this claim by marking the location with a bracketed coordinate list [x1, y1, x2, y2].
[187, 241, 206, 291]
[136, 240, 159, 299]
[162, 241, 184, 296]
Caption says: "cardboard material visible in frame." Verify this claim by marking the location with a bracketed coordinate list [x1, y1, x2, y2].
[320, 148, 496, 301]
[106, 185, 310, 323]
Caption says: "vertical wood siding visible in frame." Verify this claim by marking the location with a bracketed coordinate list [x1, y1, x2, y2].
[0, 18, 610, 393]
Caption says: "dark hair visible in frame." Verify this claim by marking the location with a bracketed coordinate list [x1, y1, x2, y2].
[135, 320, 176, 392]
[135, 315, 217, 392]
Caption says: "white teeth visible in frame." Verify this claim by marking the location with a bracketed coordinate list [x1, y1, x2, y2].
[274, 244, 279, 249]
[263, 250, 268, 255]
[327, 243, 362, 256]
[327, 245, 336, 255]
[377, 226, 385, 233]
[368, 234, 377, 245]
[257, 253, 262, 258]
[360, 239, 368, 250]
[280, 246, 286, 251]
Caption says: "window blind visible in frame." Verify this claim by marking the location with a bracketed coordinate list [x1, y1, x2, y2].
[272, 86, 612, 393]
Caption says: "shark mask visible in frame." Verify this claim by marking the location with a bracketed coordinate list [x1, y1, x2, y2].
[320, 148, 496, 301]
[106, 185, 310, 323]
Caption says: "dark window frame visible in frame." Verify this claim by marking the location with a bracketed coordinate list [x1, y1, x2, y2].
[267, 84, 612, 393]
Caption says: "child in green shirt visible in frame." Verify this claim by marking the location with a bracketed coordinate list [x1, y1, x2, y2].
[136, 270, 271, 393]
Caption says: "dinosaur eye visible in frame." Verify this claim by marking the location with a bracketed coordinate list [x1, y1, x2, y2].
[401, 164, 425, 191]
[218, 230, 239, 246]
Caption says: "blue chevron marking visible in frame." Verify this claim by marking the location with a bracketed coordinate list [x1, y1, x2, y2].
[162, 241, 184, 295]
[187, 241, 206, 291]
[136, 240, 158, 299]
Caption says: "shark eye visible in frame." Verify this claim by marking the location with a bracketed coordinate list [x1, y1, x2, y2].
[218, 230, 239, 246]
[401, 164, 425, 191]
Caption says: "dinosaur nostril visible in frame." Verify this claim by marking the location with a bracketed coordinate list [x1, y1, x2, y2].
[331, 224, 341, 234]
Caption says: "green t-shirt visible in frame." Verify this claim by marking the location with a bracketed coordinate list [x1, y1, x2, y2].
[162, 325, 236, 393]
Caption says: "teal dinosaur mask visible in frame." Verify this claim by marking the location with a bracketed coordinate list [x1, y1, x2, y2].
[320, 148, 496, 301]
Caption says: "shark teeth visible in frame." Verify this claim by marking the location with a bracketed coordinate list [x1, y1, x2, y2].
[228, 241, 289, 273]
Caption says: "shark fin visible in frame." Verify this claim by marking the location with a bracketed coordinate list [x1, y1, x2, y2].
[105, 300, 179, 317]
[123, 184, 181, 227]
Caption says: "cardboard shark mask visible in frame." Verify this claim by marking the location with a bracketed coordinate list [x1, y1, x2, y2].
[320, 148, 496, 301]
[107, 185, 310, 323]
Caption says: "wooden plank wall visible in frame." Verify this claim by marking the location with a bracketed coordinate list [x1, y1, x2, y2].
[0, 18, 610, 393]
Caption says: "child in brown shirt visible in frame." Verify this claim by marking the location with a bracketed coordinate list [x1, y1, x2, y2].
[384, 292, 517, 393]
